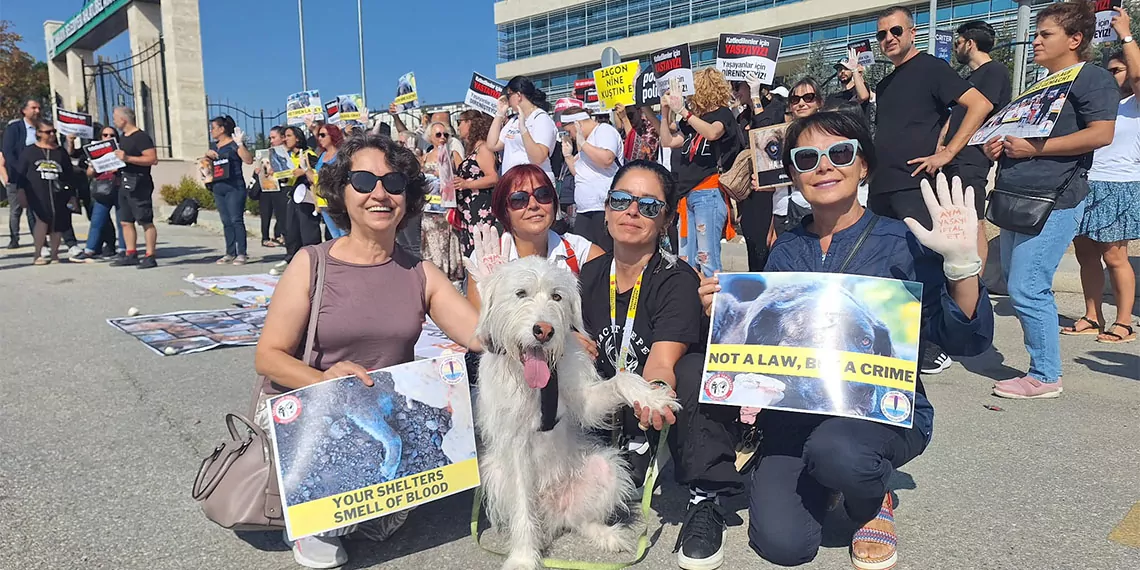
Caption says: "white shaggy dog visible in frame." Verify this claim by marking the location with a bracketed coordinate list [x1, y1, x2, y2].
[475, 256, 680, 570]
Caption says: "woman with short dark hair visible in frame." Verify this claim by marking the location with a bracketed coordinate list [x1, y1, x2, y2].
[206, 115, 254, 264]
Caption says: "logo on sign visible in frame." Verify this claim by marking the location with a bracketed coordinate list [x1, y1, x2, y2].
[273, 395, 303, 424]
[438, 356, 466, 385]
[880, 390, 911, 422]
[704, 373, 734, 401]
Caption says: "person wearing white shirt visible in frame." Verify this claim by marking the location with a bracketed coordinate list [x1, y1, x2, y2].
[486, 76, 558, 184]
[559, 106, 622, 250]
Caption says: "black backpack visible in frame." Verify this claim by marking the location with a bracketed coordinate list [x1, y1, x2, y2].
[168, 198, 200, 226]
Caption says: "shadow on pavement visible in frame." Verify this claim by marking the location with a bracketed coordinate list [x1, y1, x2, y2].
[1073, 350, 1140, 382]
[957, 347, 1022, 381]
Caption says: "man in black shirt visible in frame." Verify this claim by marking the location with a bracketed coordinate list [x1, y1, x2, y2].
[825, 51, 871, 120]
[110, 106, 160, 269]
[943, 20, 1012, 269]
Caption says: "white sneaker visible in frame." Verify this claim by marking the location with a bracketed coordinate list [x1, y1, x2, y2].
[41, 246, 51, 257]
[67, 245, 83, 258]
[283, 531, 347, 569]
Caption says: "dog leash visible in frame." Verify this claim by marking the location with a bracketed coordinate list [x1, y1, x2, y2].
[470, 425, 671, 569]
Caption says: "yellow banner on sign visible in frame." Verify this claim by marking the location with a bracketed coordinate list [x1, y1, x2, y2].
[592, 61, 640, 111]
[705, 344, 918, 392]
[286, 458, 480, 539]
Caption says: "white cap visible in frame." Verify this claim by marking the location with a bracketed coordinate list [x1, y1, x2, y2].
[771, 86, 790, 98]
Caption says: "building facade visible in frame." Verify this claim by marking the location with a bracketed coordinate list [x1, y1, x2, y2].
[495, 0, 1053, 99]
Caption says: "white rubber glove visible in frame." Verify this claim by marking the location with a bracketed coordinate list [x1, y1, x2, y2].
[903, 172, 983, 281]
[842, 48, 858, 71]
[462, 223, 506, 283]
[661, 90, 685, 113]
[744, 71, 764, 98]
[233, 126, 245, 146]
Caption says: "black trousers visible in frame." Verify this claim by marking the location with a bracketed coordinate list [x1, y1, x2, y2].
[746, 411, 926, 566]
[737, 191, 774, 272]
[260, 190, 287, 242]
[573, 210, 613, 252]
[285, 199, 322, 262]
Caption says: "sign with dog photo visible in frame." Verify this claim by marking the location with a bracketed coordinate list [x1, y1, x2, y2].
[269, 356, 479, 540]
[701, 273, 923, 428]
[750, 123, 791, 189]
[968, 63, 1084, 145]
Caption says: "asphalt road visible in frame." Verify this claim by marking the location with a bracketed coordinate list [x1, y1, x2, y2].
[1, 211, 1137, 570]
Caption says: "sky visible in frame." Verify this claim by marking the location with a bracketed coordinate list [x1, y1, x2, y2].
[1, 0, 499, 115]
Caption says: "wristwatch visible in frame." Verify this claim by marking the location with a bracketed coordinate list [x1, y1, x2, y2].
[1124, 35, 1135, 44]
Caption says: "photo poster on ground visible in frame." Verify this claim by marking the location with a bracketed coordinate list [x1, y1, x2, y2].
[700, 272, 923, 428]
[269, 355, 480, 540]
[107, 307, 267, 356]
[465, 73, 505, 117]
[651, 43, 695, 96]
[969, 62, 1085, 145]
[634, 63, 661, 106]
[286, 90, 324, 126]
[83, 139, 125, 174]
[394, 72, 419, 111]
[1093, 0, 1124, 45]
[848, 39, 875, 68]
[715, 33, 782, 84]
[187, 273, 280, 306]
[57, 109, 93, 139]
[750, 123, 791, 189]
[337, 94, 365, 122]
[592, 61, 640, 111]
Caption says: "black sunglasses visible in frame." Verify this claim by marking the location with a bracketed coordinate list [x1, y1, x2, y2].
[789, 139, 859, 173]
[318, 133, 328, 139]
[349, 170, 409, 195]
[508, 185, 555, 210]
[607, 190, 666, 219]
[39, 129, 57, 135]
[876, 25, 905, 42]
[788, 92, 818, 105]
[101, 132, 116, 138]
[434, 132, 450, 139]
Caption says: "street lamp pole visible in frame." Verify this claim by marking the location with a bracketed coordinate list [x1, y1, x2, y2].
[927, 0, 938, 55]
[1013, 0, 1033, 96]
[298, 0, 308, 90]
[358, 0, 367, 110]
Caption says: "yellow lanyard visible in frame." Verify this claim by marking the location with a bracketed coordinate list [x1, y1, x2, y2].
[609, 259, 647, 373]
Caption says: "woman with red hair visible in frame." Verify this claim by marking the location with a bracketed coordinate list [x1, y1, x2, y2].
[309, 123, 346, 238]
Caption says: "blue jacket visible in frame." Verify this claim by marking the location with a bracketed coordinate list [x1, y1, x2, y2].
[2, 119, 31, 183]
[765, 210, 995, 444]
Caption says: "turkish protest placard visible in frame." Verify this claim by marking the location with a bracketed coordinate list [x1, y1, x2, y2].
[268, 145, 295, 181]
[337, 94, 366, 122]
[394, 72, 419, 112]
[651, 44, 694, 96]
[592, 61, 640, 111]
[716, 33, 782, 84]
[584, 87, 602, 114]
[750, 124, 791, 190]
[287, 90, 323, 126]
[57, 109, 93, 139]
[83, 139, 125, 174]
[634, 63, 661, 106]
[323, 99, 342, 124]
[465, 73, 505, 117]
[848, 39, 875, 68]
[1093, 0, 1124, 45]
[270, 355, 479, 540]
[969, 62, 1085, 145]
[107, 307, 266, 356]
[701, 273, 923, 428]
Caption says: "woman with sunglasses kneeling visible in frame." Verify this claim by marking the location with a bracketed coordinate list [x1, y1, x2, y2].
[256, 134, 481, 569]
[698, 112, 993, 569]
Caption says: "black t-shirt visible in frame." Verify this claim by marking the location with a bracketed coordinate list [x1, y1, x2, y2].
[119, 129, 156, 175]
[947, 61, 1012, 171]
[873, 53, 971, 195]
[17, 145, 74, 197]
[750, 97, 787, 129]
[207, 141, 244, 192]
[671, 106, 742, 194]
[825, 87, 872, 121]
[580, 252, 705, 379]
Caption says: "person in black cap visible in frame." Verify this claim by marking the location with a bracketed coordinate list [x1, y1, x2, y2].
[824, 48, 871, 120]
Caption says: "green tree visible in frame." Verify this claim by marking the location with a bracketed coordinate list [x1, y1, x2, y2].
[0, 21, 50, 120]
[253, 131, 270, 150]
[787, 42, 838, 95]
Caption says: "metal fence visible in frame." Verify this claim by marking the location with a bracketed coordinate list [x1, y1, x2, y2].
[84, 39, 173, 158]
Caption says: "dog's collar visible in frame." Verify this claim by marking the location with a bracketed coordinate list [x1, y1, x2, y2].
[539, 369, 560, 432]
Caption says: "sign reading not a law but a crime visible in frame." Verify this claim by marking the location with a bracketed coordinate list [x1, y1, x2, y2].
[715, 33, 782, 85]
[651, 43, 695, 96]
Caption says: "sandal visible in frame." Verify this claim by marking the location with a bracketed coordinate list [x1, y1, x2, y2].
[851, 494, 898, 570]
[1061, 316, 1101, 336]
[32, 257, 49, 266]
[262, 240, 278, 248]
[1098, 322, 1136, 344]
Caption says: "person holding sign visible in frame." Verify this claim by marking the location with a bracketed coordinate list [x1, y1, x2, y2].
[697, 112, 993, 570]
[70, 126, 125, 262]
[560, 106, 623, 250]
[280, 126, 323, 270]
[824, 48, 871, 118]
[419, 121, 465, 282]
[983, 1, 1120, 398]
[109, 106, 160, 269]
[255, 134, 482, 568]
[206, 115, 254, 265]
[485, 76, 559, 184]
[13, 120, 77, 266]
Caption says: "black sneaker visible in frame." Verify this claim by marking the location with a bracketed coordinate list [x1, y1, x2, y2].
[624, 436, 653, 490]
[6, 240, 18, 249]
[920, 344, 953, 375]
[101, 245, 117, 258]
[69, 250, 100, 263]
[137, 255, 157, 269]
[110, 253, 139, 266]
[674, 499, 726, 570]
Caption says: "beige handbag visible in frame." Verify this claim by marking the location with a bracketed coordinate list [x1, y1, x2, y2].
[719, 148, 755, 203]
[191, 246, 328, 530]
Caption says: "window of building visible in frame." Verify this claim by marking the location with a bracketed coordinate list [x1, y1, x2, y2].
[567, 7, 587, 49]
[693, 0, 720, 23]
[670, 0, 691, 29]
[628, 0, 651, 35]
[587, 3, 607, 45]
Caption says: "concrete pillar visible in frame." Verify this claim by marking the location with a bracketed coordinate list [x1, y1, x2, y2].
[159, 0, 207, 161]
[64, 49, 96, 116]
[42, 21, 68, 117]
[126, 1, 166, 153]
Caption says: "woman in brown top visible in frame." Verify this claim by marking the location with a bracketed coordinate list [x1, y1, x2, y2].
[254, 134, 480, 569]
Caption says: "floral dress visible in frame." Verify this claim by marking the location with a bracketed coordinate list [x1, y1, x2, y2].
[455, 146, 498, 257]
[421, 150, 465, 282]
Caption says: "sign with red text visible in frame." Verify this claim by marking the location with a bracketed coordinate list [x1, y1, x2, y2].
[651, 43, 694, 96]
[848, 39, 875, 68]
[716, 33, 782, 84]
[57, 109, 93, 139]
[1093, 0, 1124, 45]
[465, 73, 505, 117]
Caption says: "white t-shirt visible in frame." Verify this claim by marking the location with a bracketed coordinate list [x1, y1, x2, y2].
[493, 230, 593, 273]
[1090, 95, 1140, 183]
[499, 109, 558, 184]
[573, 122, 623, 213]
[659, 147, 673, 172]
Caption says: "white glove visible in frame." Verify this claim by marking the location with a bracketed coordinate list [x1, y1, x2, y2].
[903, 173, 983, 281]
[744, 71, 764, 98]
[233, 126, 245, 146]
[661, 90, 684, 112]
[462, 223, 506, 283]
[842, 48, 858, 71]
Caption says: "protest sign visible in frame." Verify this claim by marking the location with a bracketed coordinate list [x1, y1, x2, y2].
[465, 73, 505, 117]
[848, 39, 875, 68]
[254, 149, 280, 191]
[634, 64, 661, 106]
[287, 90, 323, 126]
[337, 94, 366, 122]
[592, 61, 640, 111]
[969, 63, 1085, 145]
[651, 44, 694, 96]
[716, 33, 782, 84]
[1093, 0, 1124, 45]
[415, 316, 467, 360]
[750, 124, 791, 190]
[270, 356, 479, 539]
[701, 273, 923, 428]
[187, 273, 280, 306]
[57, 109, 93, 139]
[107, 307, 266, 356]
[394, 72, 419, 111]
[935, 30, 954, 63]
[83, 139, 125, 174]
[269, 145, 294, 181]
[323, 99, 341, 124]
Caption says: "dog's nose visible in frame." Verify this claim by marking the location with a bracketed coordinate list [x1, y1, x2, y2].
[532, 322, 554, 343]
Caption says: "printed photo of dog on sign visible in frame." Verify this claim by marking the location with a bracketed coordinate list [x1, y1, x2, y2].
[702, 273, 923, 427]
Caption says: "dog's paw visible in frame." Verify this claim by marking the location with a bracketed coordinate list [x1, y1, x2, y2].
[612, 372, 681, 415]
[580, 522, 633, 553]
[500, 555, 540, 570]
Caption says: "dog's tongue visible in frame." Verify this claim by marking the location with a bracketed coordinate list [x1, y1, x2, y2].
[522, 353, 550, 389]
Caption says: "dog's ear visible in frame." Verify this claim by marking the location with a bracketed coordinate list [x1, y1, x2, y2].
[872, 321, 894, 357]
[712, 295, 754, 344]
[721, 274, 767, 304]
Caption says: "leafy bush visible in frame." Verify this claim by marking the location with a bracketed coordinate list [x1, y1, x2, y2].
[245, 197, 260, 216]
[160, 176, 214, 210]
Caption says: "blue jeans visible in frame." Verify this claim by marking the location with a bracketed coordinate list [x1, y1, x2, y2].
[680, 189, 727, 277]
[321, 210, 346, 238]
[999, 199, 1086, 383]
[85, 200, 123, 253]
[213, 184, 247, 257]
